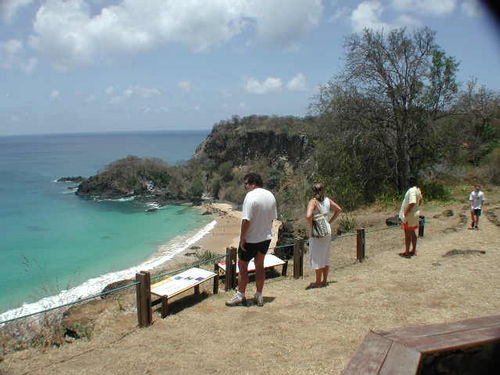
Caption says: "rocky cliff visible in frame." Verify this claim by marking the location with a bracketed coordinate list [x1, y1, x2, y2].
[195, 115, 314, 169]
[73, 116, 316, 211]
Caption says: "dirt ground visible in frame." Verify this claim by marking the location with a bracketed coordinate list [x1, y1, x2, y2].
[1, 190, 499, 375]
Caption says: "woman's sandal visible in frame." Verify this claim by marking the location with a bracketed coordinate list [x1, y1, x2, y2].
[399, 252, 411, 258]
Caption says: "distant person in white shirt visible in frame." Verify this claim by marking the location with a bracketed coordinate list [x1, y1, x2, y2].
[399, 177, 423, 258]
[469, 184, 485, 230]
[226, 173, 277, 307]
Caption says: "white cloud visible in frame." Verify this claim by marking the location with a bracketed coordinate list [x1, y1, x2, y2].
[110, 86, 162, 103]
[329, 6, 351, 22]
[105, 86, 115, 95]
[140, 105, 169, 113]
[50, 90, 60, 99]
[395, 14, 422, 27]
[0, 39, 37, 74]
[391, 0, 457, 16]
[130, 86, 162, 98]
[287, 73, 307, 91]
[248, 0, 323, 47]
[0, 0, 34, 22]
[351, 1, 392, 32]
[85, 95, 96, 103]
[0, 39, 22, 65]
[178, 80, 192, 92]
[27, 0, 323, 71]
[244, 77, 282, 94]
[461, 0, 482, 17]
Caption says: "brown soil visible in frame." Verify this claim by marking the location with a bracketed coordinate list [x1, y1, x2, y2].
[1, 196, 499, 375]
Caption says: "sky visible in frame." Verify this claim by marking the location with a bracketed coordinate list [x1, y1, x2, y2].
[0, 0, 499, 136]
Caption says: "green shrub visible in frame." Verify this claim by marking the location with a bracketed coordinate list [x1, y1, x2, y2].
[483, 147, 500, 184]
[189, 177, 204, 198]
[337, 213, 357, 233]
[421, 181, 450, 201]
[375, 190, 402, 208]
[316, 175, 365, 211]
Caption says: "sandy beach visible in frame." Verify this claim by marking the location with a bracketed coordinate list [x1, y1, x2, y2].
[1, 197, 499, 375]
[193, 202, 243, 254]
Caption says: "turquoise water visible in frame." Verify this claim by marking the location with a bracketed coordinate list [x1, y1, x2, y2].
[0, 131, 210, 315]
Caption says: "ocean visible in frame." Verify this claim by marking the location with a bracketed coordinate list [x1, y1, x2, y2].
[0, 131, 213, 321]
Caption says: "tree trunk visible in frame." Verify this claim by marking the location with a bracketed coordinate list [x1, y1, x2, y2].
[396, 124, 411, 192]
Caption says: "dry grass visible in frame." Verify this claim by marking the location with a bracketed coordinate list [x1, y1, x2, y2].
[1, 191, 499, 375]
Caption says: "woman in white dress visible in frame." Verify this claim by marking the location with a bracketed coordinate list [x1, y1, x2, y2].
[306, 183, 342, 288]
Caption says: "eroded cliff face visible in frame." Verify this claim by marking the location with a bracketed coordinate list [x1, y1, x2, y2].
[195, 127, 314, 169]
[73, 118, 315, 208]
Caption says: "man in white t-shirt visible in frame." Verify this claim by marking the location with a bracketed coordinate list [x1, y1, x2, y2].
[398, 178, 423, 258]
[469, 184, 485, 230]
[226, 173, 277, 307]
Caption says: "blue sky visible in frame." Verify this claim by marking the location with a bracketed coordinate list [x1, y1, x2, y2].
[1, 0, 499, 136]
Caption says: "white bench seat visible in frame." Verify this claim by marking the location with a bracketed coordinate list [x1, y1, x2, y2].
[217, 253, 287, 275]
[151, 267, 218, 317]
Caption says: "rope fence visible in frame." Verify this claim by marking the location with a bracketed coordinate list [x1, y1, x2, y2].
[0, 281, 139, 326]
[1, 216, 426, 328]
[0, 254, 228, 327]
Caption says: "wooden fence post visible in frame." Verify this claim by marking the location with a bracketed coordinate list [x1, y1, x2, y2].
[225, 247, 237, 291]
[418, 216, 425, 237]
[356, 229, 365, 262]
[213, 262, 219, 294]
[293, 239, 304, 279]
[136, 271, 152, 327]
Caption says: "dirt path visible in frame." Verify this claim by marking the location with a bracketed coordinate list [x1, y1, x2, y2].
[2, 203, 499, 375]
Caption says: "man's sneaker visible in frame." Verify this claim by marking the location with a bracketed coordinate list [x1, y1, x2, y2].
[225, 293, 246, 306]
[254, 293, 264, 307]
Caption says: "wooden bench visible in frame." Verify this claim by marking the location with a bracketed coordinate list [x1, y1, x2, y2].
[217, 253, 288, 277]
[151, 267, 218, 318]
[343, 315, 500, 374]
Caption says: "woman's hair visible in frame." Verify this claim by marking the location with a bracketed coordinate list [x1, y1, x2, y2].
[312, 183, 325, 201]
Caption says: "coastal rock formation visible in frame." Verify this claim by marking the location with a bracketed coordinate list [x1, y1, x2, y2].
[195, 115, 314, 169]
[57, 176, 87, 183]
[75, 156, 183, 201]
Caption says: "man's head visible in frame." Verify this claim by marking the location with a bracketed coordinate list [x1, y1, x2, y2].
[475, 184, 482, 191]
[408, 176, 419, 187]
[243, 173, 263, 191]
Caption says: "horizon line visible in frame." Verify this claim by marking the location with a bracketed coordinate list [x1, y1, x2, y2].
[0, 128, 212, 138]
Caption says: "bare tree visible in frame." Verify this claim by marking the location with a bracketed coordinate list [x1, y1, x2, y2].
[317, 27, 459, 191]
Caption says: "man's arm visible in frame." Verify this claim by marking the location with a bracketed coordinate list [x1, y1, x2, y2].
[239, 219, 251, 250]
[404, 203, 416, 218]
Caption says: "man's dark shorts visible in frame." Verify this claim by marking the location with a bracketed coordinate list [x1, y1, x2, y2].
[474, 208, 482, 217]
[238, 240, 271, 262]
